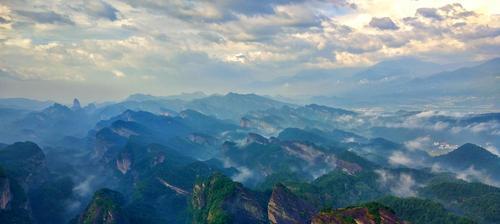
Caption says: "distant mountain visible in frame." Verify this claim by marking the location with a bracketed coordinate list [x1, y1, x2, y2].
[434, 143, 500, 178]
[241, 104, 357, 135]
[126, 92, 206, 102]
[354, 57, 445, 81]
[0, 98, 53, 110]
[7, 103, 96, 143]
[92, 109, 236, 160]
[409, 57, 500, 96]
[96, 99, 182, 119]
[187, 92, 291, 120]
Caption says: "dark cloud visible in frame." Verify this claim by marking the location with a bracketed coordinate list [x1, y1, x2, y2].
[416, 8, 443, 20]
[369, 17, 399, 30]
[121, 0, 355, 23]
[222, 0, 356, 15]
[84, 1, 119, 21]
[416, 3, 476, 21]
[0, 17, 10, 24]
[16, 10, 74, 24]
[70, 1, 119, 21]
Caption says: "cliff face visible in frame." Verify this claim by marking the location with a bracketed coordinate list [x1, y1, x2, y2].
[0, 177, 12, 209]
[267, 184, 317, 224]
[77, 188, 129, 224]
[192, 173, 267, 224]
[0, 166, 32, 224]
[311, 203, 404, 224]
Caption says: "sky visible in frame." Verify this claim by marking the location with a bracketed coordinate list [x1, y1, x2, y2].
[0, 0, 499, 102]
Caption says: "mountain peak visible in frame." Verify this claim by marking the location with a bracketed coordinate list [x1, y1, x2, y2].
[75, 188, 129, 224]
[452, 143, 497, 158]
[434, 143, 499, 172]
[72, 98, 81, 110]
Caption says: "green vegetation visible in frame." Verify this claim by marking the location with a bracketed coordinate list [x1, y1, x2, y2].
[312, 171, 383, 208]
[378, 196, 474, 224]
[421, 181, 500, 223]
[29, 177, 74, 224]
[192, 173, 239, 224]
[80, 188, 128, 224]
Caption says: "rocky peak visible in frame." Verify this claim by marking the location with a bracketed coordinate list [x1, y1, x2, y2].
[268, 183, 317, 224]
[76, 188, 129, 224]
[191, 173, 267, 224]
[116, 153, 132, 175]
[72, 98, 82, 110]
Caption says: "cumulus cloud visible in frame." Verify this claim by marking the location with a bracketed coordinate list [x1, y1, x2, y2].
[0, 1, 498, 99]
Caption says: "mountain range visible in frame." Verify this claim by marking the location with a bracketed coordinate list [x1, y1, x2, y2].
[0, 88, 499, 223]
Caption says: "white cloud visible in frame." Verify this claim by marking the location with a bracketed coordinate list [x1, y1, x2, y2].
[375, 169, 418, 197]
[483, 142, 500, 156]
[404, 136, 432, 151]
[389, 151, 412, 166]
[0, 0, 498, 100]
[112, 69, 125, 78]
[456, 166, 500, 187]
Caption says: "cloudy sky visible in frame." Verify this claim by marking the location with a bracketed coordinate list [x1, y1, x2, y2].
[0, 0, 499, 102]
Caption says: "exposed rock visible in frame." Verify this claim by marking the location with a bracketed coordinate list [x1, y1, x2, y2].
[158, 178, 190, 195]
[0, 166, 32, 223]
[116, 153, 132, 175]
[192, 173, 267, 224]
[268, 184, 316, 224]
[0, 176, 12, 209]
[311, 203, 404, 224]
[336, 159, 363, 175]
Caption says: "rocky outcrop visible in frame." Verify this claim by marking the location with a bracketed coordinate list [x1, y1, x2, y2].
[0, 177, 12, 209]
[311, 203, 404, 224]
[158, 178, 190, 195]
[0, 166, 32, 223]
[116, 153, 132, 175]
[76, 188, 129, 224]
[246, 133, 269, 145]
[72, 98, 82, 110]
[267, 184, 316, 224]
[192, 173, 267, 224]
